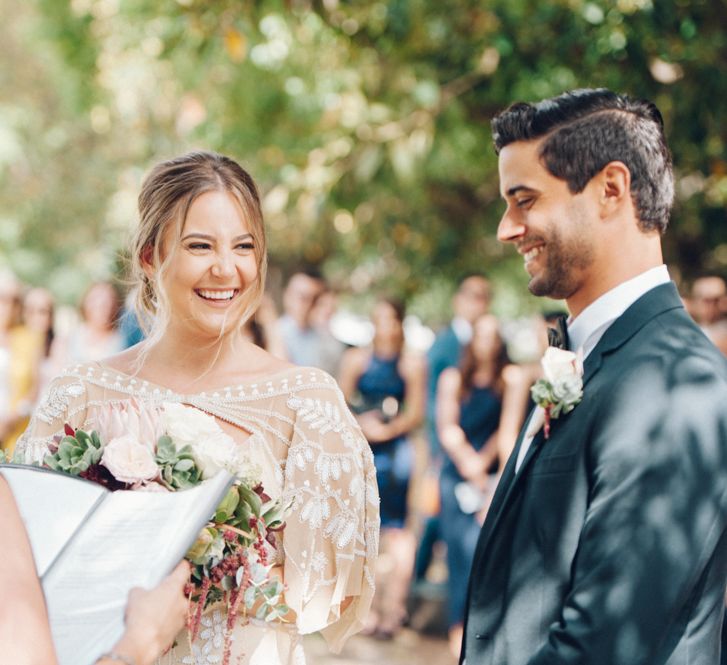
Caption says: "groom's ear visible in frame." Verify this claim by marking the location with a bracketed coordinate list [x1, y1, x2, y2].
[595, 161, 632, 219]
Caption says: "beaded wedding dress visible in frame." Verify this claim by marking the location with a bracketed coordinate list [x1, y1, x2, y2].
[17, 362, 380, 665]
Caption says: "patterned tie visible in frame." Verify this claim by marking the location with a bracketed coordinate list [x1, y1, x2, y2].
[547, 314, 570, 350]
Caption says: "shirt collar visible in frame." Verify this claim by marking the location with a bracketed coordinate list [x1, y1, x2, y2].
[451, 317, 473, 345]
[568, 265, 670, 358]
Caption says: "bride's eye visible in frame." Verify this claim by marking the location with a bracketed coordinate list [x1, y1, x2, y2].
[188, 242, 212, 251]
[236, 242, 255, 252]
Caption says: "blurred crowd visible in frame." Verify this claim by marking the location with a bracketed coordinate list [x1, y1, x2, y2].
[2, 266, 727, 660]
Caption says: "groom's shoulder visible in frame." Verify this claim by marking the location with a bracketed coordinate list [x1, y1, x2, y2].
[648, 305, 727, 375]
[590, 307, 727, 464]
[613, 303, 727, 398]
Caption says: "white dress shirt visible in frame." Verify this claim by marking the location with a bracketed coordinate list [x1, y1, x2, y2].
[514, 265, 671, 472]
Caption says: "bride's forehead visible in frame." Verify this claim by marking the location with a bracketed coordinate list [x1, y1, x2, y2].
[181, 191, 252, 233]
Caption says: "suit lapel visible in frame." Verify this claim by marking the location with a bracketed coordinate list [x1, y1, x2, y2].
[482, 416, 528, 521]
[474, 282, 685, 561]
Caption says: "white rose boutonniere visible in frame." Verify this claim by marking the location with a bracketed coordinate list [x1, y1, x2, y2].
[529, 347, 584, 439]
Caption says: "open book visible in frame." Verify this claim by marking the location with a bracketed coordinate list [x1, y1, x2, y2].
[0, 464, 234, 665]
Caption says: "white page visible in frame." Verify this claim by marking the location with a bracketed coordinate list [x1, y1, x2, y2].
[0, 465, 107, 577]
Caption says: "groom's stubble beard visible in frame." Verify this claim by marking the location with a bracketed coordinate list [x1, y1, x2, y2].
[527, 207, 596, 301]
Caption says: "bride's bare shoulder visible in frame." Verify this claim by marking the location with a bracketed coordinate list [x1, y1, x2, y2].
[243, 344, 295, 377]
[95, 345, 145, 375]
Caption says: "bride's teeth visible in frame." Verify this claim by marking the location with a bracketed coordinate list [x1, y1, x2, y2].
[198, 289, 235, 300]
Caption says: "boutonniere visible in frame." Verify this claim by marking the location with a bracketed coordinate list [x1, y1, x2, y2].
[528, 347, 584, 439]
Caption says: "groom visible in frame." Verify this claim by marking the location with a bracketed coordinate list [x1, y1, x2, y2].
[462, 89, 727, 664]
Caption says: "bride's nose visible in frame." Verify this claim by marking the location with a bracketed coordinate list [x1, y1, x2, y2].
[211, 249, 235, 278]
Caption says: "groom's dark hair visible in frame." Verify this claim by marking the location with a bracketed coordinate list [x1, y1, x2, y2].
[491, 88, 674, 234]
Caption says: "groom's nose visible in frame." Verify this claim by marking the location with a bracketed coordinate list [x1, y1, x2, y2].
[497, 208, 526, 243]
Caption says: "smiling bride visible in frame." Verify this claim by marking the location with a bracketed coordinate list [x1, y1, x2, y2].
[17, 151, 380, 665]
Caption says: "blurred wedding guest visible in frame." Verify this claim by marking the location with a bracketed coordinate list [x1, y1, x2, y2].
[277, 271, 344, 375]
[689, 275, 727, 328]
[688, 275, 727, 355]
[414, 274, 491, 584]
[0, 475, 190, 665]
[119, 291, 145, 349]
[436, 313, 507, 658]
[66, 281, 125, 363]
[242, 293, 287, 357]
[22, 288, 64, 396]
[339, 297, 426, 639]
[310, 285, 347, 369]
[309, 286, 337, 331]
[0, 272, 42, 456]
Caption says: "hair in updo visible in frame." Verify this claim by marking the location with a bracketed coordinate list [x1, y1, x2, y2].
[130, 151, 267, 348]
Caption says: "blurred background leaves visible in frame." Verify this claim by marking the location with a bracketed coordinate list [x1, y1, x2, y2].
[1, 0, 726, 323]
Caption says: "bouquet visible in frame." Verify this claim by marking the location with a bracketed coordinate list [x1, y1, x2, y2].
[42, 400, 290, 665]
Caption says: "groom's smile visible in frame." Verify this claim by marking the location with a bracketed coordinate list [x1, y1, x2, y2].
[518, 241, 545, 273]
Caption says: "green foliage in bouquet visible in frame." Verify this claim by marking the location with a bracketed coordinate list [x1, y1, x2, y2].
[154, 435, 202, 490]
[44, 429, 103, 475]
[186, 482, 291, 625]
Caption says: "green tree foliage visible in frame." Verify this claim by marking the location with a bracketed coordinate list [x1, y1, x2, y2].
[1, 0, 726, 320]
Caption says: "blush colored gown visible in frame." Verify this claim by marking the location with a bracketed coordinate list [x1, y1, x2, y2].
[17, 362, 380, 665]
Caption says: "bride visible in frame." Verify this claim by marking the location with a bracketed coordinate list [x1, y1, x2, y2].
[17, 151, 379, 665]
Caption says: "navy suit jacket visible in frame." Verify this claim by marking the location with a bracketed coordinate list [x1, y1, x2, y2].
[462, 283, 727, 664]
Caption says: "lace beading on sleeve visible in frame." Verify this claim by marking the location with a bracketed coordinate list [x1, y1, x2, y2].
[15, 372, 89, 465]
[283, 380, 380, 652]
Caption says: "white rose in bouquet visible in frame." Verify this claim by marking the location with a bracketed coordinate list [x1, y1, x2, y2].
[162, 402, 222, 448]
[191, 431, 240, 479]
[162, 402, 246, 479]
[102, 434, 159, 483]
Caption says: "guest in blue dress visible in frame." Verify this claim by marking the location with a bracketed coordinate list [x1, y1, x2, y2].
[339, 297, 426, 638]
[436, 314, 508, 658]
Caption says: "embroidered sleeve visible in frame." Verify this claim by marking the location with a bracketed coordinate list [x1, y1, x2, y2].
[15, 373, 90, 465]
[282, 378, 379, 651]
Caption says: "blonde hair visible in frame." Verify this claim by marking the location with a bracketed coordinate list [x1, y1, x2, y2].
[130, 151, 268, 352]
